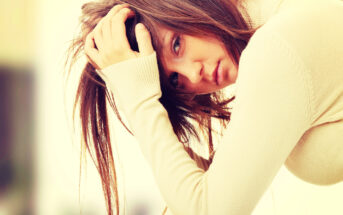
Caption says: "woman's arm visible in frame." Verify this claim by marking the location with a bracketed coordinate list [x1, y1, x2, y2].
[100, 26, 315, 215]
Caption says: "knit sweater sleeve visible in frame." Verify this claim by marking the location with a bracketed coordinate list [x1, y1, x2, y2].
[100, 27, 314, 215]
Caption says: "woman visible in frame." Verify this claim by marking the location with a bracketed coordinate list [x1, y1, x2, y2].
[66, 0, 343, 214]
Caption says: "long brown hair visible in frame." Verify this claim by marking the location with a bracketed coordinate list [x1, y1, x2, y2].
[65, 0, 257, 214]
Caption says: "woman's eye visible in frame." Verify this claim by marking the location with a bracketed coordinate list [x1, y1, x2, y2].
[172, 35, 181, 55]
[169, 72, 179, 88]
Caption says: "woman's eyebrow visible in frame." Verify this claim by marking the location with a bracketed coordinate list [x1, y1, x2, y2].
[161, 31, 172, 51]
[159, 33, 173, 77]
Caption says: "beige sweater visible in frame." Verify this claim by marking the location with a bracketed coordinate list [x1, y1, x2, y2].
[99, 0, 343, 214]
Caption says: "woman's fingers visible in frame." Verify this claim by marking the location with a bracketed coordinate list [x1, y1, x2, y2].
[94, 4, 130, 52]
[110, 8, 135, 48]
[93, 17, 106, 52]
[102, 4, 130, 44]
[84, 31, 101, 69]
[107, 3, 130, 16]
[135, 23, 154, 56]
[84, 4, 155, 70]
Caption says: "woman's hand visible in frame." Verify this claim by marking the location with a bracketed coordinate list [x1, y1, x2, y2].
[84, 4, 155, 70]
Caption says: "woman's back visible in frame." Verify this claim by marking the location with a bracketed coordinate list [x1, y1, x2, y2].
[238, 0, 343, 185]
[264, 0, 343, 185]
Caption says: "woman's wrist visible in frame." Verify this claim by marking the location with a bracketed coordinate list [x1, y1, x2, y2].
[100, 52, 162, 114]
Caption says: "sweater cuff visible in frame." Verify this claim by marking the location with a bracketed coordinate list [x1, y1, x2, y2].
[99, 52, 162, 113]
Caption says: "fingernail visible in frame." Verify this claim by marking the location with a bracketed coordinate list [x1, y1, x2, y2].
[136, 23, 144, 30]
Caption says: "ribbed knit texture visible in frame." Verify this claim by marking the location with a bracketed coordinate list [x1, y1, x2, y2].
[100, 52, 161, 118]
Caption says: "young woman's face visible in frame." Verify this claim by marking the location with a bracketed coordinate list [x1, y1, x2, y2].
[156, 26, 238, 95]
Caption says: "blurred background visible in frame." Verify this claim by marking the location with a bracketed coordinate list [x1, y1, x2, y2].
[0, 0, 342, 214]
[0, 0, 167, 214]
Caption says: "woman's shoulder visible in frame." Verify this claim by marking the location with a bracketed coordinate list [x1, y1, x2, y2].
[243, 0, 343, 127]
[255, 0, 343, 57]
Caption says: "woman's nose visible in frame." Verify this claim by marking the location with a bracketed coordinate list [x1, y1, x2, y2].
[178, 61, 203, 84]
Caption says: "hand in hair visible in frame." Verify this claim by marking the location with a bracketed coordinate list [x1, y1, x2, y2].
[84, 4, 154, 70]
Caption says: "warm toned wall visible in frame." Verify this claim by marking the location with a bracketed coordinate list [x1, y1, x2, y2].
[0, 0, 37, 65]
